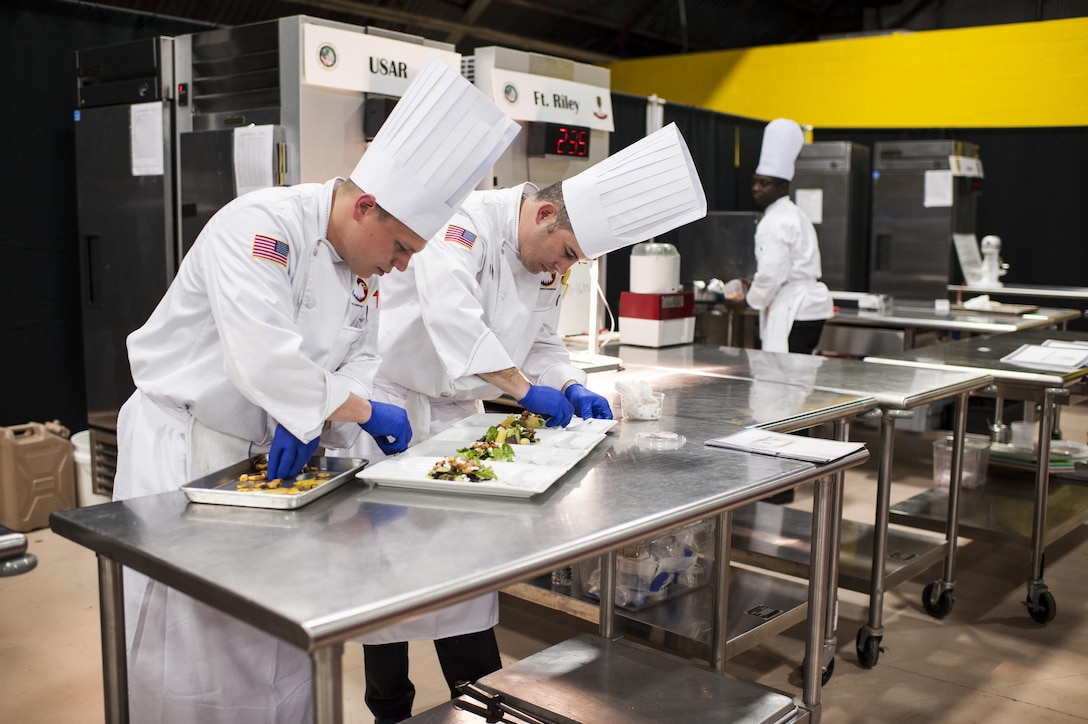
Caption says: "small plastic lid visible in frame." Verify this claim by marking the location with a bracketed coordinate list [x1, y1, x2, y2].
[635, 431, 687, 451]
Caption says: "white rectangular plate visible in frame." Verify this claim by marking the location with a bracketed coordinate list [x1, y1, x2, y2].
[359, 413, 616, 498]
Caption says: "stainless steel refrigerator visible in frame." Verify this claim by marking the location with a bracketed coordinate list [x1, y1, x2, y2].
[792, 141, 871, 292]
[869, 140, 982, 301]
[74, 37, 180, 496]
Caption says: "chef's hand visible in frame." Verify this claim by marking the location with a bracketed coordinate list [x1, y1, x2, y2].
[267, 424, 321, 481]
[564, 383, 613, 420]
[518, 385, 574, 428]
[360, 401, 412, 455]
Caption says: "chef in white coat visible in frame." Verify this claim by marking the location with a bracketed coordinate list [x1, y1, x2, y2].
[111, 59, 518, 724]
[346, 123, 707, 723]
[734, 118, 833, 354]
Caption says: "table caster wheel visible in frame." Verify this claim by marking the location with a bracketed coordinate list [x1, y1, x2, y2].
[1026, 589, 1056, 624]
[856, 628, 883, 669]
[922, 582, 954, 619]
[800, 656, 835, 685]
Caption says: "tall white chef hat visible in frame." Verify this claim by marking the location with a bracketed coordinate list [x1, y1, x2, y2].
[754, 118, 805, 181]
[562, 123, 707, 260]
[350, 58, 519, 240]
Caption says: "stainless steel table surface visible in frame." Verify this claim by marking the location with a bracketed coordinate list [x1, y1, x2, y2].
[949, 282, 1088, 303]
[610, 344, 991, 411]
[598, 343, 991, 667]
[50, 368, 873, 724]
[829, 304, 1080, 334]
[867, 328, 1088, 624]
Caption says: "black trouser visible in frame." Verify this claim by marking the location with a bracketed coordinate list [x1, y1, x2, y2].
[787, 318, 826, 355]
[363, 628, 502, 724]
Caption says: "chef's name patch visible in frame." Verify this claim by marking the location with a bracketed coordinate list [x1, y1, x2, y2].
[443, 224, 476, 251]
[252, 234, 289, 267]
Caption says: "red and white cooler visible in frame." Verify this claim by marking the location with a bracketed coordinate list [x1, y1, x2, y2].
[618, 291, 695, 348]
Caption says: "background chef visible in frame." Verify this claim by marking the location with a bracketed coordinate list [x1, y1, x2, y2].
[343, 122, 707, 724]
[727, 118, 833, 354]
[111, 59, 518, 723]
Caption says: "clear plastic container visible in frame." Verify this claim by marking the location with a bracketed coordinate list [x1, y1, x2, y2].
[579, 518, 713, 610]
[629, 241, 680, 294]
[933, 432, 990, 490]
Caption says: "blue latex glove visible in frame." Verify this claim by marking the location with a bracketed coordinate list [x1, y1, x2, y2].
[564, 383, 613, 420]
[360, 401, 412, 455]
[518, 385, 574, 428]
[267, 424, 320, 481]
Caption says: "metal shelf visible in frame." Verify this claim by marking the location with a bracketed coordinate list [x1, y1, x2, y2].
[503, 565, 810, 661]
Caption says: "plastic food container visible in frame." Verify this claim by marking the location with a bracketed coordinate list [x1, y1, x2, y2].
[933, 433, 990, 490]
[580, 518, 713, 611]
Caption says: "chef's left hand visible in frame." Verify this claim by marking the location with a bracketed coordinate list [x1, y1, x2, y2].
[564, 384, 613, 420]
[267, 424, 321, 481]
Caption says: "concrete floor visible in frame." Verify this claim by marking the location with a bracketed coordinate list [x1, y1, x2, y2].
[5, 409, 1088, 723]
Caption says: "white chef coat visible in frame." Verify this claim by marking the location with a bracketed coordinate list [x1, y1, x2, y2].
[745, 196, 833, 353]
[339, 183, 586, 644]
[114, 178, 382, 723]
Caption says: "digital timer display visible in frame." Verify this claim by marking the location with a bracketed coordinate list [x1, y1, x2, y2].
[527, 122, 591, 158]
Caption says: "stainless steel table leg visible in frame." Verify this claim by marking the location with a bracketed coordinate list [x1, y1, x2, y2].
[803, 475, 833, 723]
[1025, 388, 1067, 624]
[856, 411, 895, 669]
[312, 643, 344, 724]
[98, 556, 127, 724]
[818, 420, 848, 683]
[599, 550, 616, 638]
[711, 510, 732, 671]
[922, 392, 967, 619]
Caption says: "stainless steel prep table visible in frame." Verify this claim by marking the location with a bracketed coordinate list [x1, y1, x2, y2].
[868, 328, 1088, 623]
[51, 403, 870, 724]
[823, 303, 1080, 354]
[949, 282, 1088, 305]
[506, 369, 876, 670]
[609, 344, 992, 668]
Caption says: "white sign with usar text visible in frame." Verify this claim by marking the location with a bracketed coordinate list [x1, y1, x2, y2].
[303, 23, 460, 97]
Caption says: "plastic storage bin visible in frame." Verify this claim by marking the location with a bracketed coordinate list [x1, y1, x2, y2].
[0, 422, 76, 532]
[933, 432, 990, 490]
[72, 431, 110, 507]
[580, 518, 713, 611]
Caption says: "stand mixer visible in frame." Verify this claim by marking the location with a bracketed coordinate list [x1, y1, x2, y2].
[977, 234, 1009, 287]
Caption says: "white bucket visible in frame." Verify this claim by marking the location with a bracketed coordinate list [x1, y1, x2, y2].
[72, 431, 110, 506]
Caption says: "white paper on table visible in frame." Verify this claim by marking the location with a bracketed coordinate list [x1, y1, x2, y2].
[233, 125, 275, 197]
[794, 188, 823, 224]
[130, 102, 164, 177]
[705, 428, 865, 464]
[1000, 343, 1088, 371]
[923, 169, 953, 208]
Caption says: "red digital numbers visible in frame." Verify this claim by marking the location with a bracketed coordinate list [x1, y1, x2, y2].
[553, 126, 589, 157]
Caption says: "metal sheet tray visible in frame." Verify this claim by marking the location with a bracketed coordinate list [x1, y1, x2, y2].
[180, 455, 368, 510]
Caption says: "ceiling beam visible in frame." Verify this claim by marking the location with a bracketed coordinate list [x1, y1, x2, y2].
[288, 0, 620, 64]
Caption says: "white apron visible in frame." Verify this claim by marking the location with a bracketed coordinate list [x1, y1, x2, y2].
[339, 383, 495, 645]
[759, 281, 804, 353]
[116, 391, 313, 724]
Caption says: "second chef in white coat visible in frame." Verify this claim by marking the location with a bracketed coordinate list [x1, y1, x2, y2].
[346, 123, 708, 723]
[742, 118, 833, 354]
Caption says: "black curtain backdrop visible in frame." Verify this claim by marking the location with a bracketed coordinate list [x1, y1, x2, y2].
[0, 1, 210, 430]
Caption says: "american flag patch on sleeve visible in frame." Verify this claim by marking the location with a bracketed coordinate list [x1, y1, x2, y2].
[252, 234, 289, 267]
[443, 225, 476, 250]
